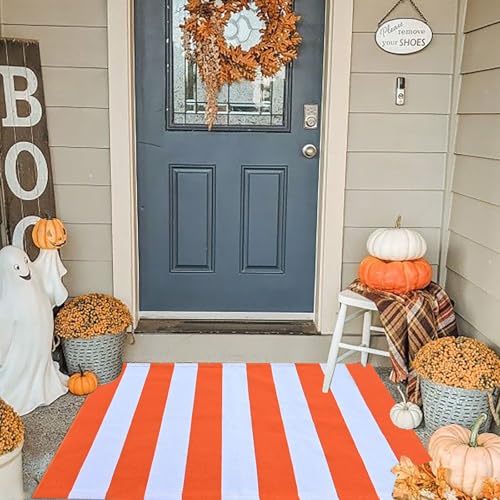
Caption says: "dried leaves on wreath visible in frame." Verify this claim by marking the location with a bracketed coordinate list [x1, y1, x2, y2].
[181, 0, 301, 129]
[392, 456, 500, 500]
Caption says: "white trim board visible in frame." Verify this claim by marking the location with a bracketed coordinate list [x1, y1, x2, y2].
[140, 311, 315, 321]
[108, 0, 353, 332]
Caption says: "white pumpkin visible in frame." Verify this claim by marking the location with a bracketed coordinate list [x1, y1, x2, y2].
[390, 386, 423, 430]
[367, 216, 427, 261]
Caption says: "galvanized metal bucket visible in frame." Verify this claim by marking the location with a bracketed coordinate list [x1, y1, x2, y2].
[62, 333, 126, 384]
[421, 377, 499, 433]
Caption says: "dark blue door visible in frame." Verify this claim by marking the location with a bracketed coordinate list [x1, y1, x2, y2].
[136, 0, 325, 312]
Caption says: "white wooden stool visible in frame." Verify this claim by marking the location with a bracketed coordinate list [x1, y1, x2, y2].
[322, 289, 390, 392]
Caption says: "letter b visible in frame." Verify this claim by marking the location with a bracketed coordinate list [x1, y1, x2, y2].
[0, 65, 42, 127]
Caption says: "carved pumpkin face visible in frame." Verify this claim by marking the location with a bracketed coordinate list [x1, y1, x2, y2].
[32, 217, 67, 249]
[358, 256, 432, 294]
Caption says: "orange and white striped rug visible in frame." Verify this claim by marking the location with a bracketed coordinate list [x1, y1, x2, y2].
[34, 363, 429, 500]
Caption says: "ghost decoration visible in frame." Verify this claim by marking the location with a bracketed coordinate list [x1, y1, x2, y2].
[32, 250, 68, 308]
[0, 246, 68, 415]
[31, 217, 68, 308]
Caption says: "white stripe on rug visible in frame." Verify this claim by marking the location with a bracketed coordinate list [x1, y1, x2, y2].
[222, 363, 259, 500]
[145, 363, 198, 500]
[322, 363, 397, 500]
[272, 364, 338, 500]
[69, 363, 150, 499]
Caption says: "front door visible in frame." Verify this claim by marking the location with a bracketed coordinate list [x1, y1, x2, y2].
[136, 0, 325, 313]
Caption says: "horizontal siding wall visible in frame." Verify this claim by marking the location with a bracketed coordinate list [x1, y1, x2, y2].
[445, 0, 500, 349]
[343, 0, 457, 300]
[0, 0, 112, 295]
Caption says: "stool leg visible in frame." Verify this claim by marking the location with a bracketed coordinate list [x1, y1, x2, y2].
[322, 303, 347, 393]
[360, 310, 372, 367]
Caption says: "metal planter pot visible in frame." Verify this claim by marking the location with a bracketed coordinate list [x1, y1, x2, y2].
[0, 443, 23, 500]
[62, 332, 126, 384]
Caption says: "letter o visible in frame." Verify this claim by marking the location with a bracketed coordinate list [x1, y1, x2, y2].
[5, 141, 48, 200]
[12, 215, 40, 249]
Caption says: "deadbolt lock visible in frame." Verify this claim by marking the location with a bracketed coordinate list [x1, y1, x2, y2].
[304, 104, 319, 129]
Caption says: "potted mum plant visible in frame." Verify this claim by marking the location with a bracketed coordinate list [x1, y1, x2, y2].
[55, 293, 132, 384]
[413, 336, 500, 433]
[0, 399, 24, 500]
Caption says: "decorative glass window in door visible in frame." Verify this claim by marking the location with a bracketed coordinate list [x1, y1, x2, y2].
[167, 0, 292, 130]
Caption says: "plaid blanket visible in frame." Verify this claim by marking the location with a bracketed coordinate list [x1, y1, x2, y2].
[348, 280, 458, 402]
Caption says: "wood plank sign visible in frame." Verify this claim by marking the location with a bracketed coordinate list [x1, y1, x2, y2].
[0, 38, 56, 259]
[376, 18, 433, 55]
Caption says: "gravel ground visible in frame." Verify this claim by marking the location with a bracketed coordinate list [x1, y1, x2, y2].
[21, 366, 430, 499]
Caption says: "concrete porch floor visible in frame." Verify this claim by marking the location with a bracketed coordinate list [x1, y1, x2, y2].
[20, 367, 431, 499]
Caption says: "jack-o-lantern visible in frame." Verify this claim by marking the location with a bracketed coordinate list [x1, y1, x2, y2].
[32, 217, 67, 250]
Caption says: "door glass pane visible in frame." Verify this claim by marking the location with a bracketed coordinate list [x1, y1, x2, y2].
[168, 0, 291, 130]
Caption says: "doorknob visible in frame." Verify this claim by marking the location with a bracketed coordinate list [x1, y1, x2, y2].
[302, 144, 318, 159]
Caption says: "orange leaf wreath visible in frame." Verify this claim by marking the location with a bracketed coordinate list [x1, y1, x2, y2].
[181, 0, 301, 129]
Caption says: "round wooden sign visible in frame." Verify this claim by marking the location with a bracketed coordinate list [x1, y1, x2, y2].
[375, 18, 433, 55]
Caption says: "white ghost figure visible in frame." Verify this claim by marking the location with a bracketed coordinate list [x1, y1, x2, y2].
[0, 246, 68, 415]
[32, 249, 68, 308]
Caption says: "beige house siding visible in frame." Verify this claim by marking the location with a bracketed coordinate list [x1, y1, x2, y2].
[0, 0, 113, 295]
[445, 1, 500, 349]
[4, 0, 486, 331]
[342, 0, 458, 290]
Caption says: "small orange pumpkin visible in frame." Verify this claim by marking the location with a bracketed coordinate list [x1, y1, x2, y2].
[429, 413, 500, 497]
[68, 366, 98, 396]
[32, 216, 67, 249]
[358, 256, 432, 294]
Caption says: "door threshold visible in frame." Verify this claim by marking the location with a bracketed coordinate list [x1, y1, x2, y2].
[136, 319, 318, 335]
[140, 311, 314, 321]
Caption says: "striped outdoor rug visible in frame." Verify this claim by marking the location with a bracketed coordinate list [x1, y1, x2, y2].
[34, 363, 429, 500]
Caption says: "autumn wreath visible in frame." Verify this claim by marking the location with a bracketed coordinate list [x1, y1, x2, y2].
[181, 0, 301, 129]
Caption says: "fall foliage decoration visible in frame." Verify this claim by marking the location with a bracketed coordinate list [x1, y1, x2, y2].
[392, 456, 500, 500]
[181, 0, 301, 129]
[428, 413, 500, 498]
[68, 366, 99, 396]
[55, 293, 132, 339]
[358, 255, 432, 294]
[0, 399, 24, 456]
[413, 336, 500, 392]
[32, 216, 67, 249]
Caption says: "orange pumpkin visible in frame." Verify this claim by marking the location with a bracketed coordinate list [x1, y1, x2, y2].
[32, 216, 67, 249]
[358, 256, 432, 294]
[68, 367, 98, 396]
[429, 414, 500, 497]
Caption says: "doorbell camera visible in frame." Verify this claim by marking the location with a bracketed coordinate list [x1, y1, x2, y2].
[396, 77, 405, 106]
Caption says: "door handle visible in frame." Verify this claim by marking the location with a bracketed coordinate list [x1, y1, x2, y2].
[302, 144, 318, 159]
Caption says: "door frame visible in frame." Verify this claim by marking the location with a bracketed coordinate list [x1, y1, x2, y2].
[107, 0, 354, 333]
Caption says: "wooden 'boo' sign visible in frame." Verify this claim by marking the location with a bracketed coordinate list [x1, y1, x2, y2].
[376, 18, 433, 55]
[0, 38, 56, 259]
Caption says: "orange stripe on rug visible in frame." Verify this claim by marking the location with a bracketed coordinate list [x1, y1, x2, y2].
[247, 364, 299, 500]
[347, 364, 430, 464]
[296, 364, 379, 499]
[32, 367, 125, 499]
[182, 363, 223, 500]
[105, 364, 174, 499]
